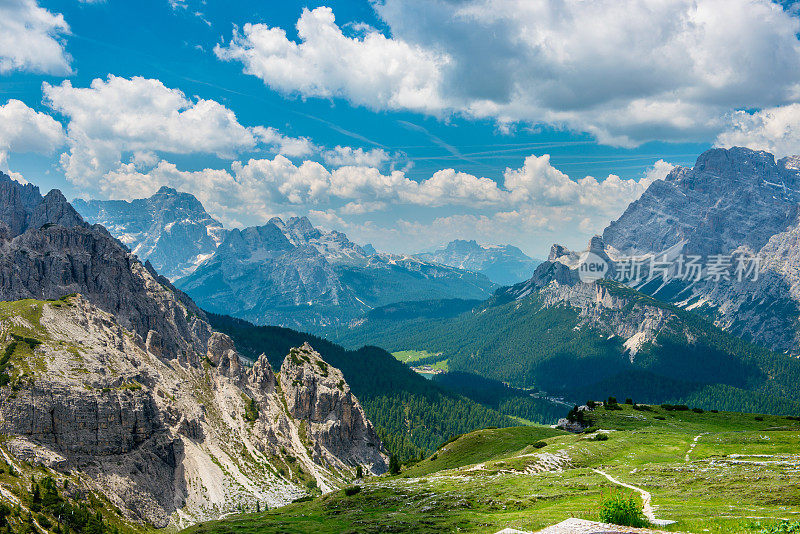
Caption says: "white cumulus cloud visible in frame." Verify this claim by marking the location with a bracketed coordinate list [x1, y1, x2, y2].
[715, 104, 800, 158]
[42, 75, 315, 186]
[0, 99, 65, 169]
[0, 0, 72, 75]
[214, 6, 449, 114]
[216, 1, 800, 146]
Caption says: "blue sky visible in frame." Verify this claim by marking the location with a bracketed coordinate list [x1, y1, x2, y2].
[1, 0, 799, 256]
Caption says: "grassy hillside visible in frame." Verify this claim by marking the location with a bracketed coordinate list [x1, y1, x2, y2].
[332, 281, 800, 415]
[182, 404, 800, 534]
[207, 313, 517, 461]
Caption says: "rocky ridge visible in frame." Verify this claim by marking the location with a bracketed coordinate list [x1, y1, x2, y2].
[0, 173, 388, 528]
[498, 237, 684, 361]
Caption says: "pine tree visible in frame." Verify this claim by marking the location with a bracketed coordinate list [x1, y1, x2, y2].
[388, 455, 401, 475]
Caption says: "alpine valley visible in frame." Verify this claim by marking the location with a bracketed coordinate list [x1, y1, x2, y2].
[1, 147, 799, 534]
[337, 148, 800, 415]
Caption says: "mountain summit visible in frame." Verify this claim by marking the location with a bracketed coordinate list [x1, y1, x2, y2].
[602, 146, 800, 354]
[73, 187, 227, 280]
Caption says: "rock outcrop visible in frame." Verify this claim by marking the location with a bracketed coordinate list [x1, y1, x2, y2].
[279, 343, 387, 475]
[0, 295, 387, 528]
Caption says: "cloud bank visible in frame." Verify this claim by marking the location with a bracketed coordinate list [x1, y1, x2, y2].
[216, 2, 800, 147]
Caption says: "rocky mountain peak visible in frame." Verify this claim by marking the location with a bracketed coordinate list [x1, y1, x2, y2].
[278, 343, 387, 475]
[0, 172, 46, 237]
[693, 146, 776, 175]
[548, 244, 570, 261]
[604, 146, 800, 257]
[248, 353, 277, 392]
[283, 216, 324, 244]
[73, 187, 227, 280]
[29, 189, 85, 230]
[154, 185, 179, 196]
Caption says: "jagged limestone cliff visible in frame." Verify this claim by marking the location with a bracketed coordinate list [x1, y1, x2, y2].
[0, 173, 388, 529]
[0, 296, 387, 528]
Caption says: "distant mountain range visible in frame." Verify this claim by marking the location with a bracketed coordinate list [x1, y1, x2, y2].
[417, 239, 541, 285]
[74, 189, 497, 330]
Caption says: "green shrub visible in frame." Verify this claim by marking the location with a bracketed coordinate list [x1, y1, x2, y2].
[692, 408, 704, 413]
[625, 398, 633, 405]
[343, 486, 361, 497]
[654, 415, 666, 420]
[755, 416, 764, 421]
[243, 397, 259, 422]
[758, 521, 800, 534]
[594, 433, 609, 441]
[532, 441, 547, 449]
[598, 492, 647, 527]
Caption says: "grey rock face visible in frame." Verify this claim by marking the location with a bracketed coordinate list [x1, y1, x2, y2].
[418, 239, 541, 285]
[601, 147, 800, 354]
[0, 174, 44, 236]
[0, 223, 213, 360]
[604, 147, 800, 257]
[0, 384, 162, 456]
[73, 186, 227, 280]
[0, 177, 214, 360]
[0, 296, 387, 528]
[278, 343, 387, 475]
